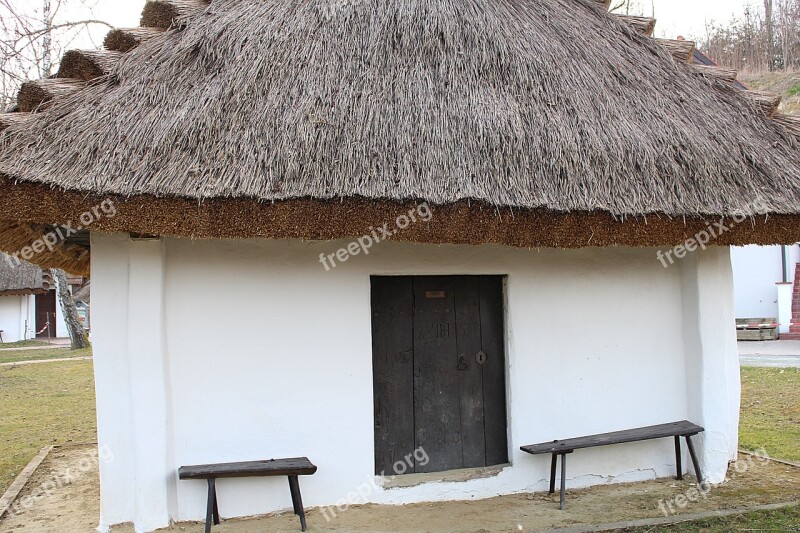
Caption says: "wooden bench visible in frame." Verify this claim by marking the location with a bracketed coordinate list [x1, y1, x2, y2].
[520, 421, 704, 510]
[179, 457, 317, 532]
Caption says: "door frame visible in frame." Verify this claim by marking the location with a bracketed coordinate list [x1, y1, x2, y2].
[369, 274, 512, 477]
[35, 289, 57, 338]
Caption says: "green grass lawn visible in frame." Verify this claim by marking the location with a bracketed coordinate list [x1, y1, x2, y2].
[621, 505, 800, 531]
[740, 71, 800, 114]
[0, 340, 50, 350]
[625, 367, 800, 532]
[739, 367, 800, 462]
[0, 346, 91, 365]
[0, 356, 96, 495]
[0, 357, 797, 531]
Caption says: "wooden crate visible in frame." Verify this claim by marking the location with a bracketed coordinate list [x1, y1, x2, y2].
[736, 318, 778, 341]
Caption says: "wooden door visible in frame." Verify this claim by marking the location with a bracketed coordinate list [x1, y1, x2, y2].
[35, 290, 57, 338]
[372, 276, 508, 475]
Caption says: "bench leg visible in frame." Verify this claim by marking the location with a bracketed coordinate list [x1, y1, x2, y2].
[288, 475, 307, 532]
[205, 478, 219, 533]
[674, 435, 683, 480]
[685, 435, 703, 484]
[549, 454, 557, 494]
[212, 480, 220, 525]
[559, 453, 567, 511]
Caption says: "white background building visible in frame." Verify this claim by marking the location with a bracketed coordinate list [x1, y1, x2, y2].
[731, 244, 800, 334]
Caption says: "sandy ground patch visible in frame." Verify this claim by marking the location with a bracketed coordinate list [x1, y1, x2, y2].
[1, 444, 100, 532]
[2, 445, 799, 532]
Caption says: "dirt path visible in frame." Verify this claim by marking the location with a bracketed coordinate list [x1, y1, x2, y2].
[0, 444, 100, 532]
[0, 339, 71, 352]
[0, 356, 92, 367]
[2, 446, 799, 533]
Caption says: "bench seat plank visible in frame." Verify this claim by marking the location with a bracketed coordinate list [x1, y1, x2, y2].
[179, 457, 317, 479]
[520, 421, 703, 455]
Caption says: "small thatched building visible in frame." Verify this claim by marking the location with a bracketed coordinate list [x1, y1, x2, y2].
[0, 0, 799, 531]
[0, 254, 56, 341]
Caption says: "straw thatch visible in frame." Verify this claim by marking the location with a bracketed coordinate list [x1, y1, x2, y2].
[691, 64, 739, 83]
[73, 281, 90, 305]
[658, 39, 696, 63]
[0, 252, 52, 296]
[57, 50, 122, 81]
[16, 79, 84, 112]
[2, 0, 799, 214]
[104, 27, 166, 53]
[0, 220, 91, 276]
[0, 0, 798, 276]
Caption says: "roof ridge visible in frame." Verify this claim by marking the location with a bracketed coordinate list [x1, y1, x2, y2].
[1, 0, 795, 136]
[0, 0, 212, 274]
[140, 0, 212, 30]
[0, 0, 207, 130]
[598, 2, 796, 138]
[0, 0, 797, 276]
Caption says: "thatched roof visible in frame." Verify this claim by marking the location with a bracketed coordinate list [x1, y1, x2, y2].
[0, 253, 52, 296]
[73, 281, 90, 305]
[0, 0, 799, 276]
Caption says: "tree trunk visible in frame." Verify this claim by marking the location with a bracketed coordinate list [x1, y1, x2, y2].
[41, 0, 53, 77]
[764, 0, 775, 71]
[53, 269, 88, 350]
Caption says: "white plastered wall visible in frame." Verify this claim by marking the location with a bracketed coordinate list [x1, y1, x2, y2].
[731, 244, 800, 323]
[91, 233, 739, 532]
[0, 294, 34, 342]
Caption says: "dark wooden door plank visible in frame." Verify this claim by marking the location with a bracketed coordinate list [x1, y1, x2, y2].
[454, 276, 486, 468]
[413, 276, 463, 473]
[371, 277, 415, 475]
[479, 276, 509, 466]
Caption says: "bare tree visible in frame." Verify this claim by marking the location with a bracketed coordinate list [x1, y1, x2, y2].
[53, 269, 88, 350]
[610, 0, 654, 18]
[775, 0, 800, 68]
[765, 0, 776, 70]
[701, 0, 800, 72]
[0, 0, 112, 109]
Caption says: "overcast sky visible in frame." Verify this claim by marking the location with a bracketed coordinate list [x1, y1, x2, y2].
[648, 0, 757, 39]
[54, 0, 761, 49]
